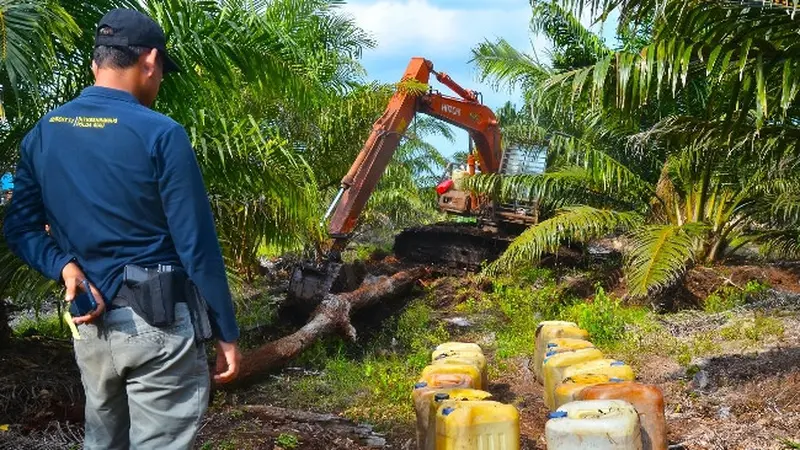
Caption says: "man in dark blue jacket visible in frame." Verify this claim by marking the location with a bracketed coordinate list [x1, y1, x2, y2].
[3, 8, 241, 449]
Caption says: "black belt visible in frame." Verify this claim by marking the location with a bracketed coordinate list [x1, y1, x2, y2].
[109, 297, 130, 310]
[109, 284, 185, 310]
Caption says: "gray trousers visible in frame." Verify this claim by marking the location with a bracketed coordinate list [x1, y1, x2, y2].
[73, 303, 210, 450]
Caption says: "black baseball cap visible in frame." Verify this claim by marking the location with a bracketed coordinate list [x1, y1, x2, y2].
[94, 8, 180, 73]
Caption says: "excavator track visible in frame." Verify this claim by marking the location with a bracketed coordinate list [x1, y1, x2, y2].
[393, 223, 513, 271]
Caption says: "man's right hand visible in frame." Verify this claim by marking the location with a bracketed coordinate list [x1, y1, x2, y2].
[62, 262, 106, 325]
[213, 340, 242, 384]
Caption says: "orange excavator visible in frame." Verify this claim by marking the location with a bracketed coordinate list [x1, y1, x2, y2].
[289, 57, 539, 303]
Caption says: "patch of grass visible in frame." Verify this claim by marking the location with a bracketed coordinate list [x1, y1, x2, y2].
[515, 266, 555, 286]
[704, 280, 769, 313]
[258, 298, 450, 429]
[276, 433, 300, 449]
[720, 313, 785, 343]
[275, 347, 416, 425]
[489, 273, 567, 360]
[210, 440, 238, 450]
[453, 295, 482, 314]
[13, 313, 71, 340]
[469, 269, 656, 366]
[232, 291, 279, 332]
[667, 332, 722, 366]
[780, 438, 800, 449]
[342, 243, 390, 263]
[395, 302, 450, 367]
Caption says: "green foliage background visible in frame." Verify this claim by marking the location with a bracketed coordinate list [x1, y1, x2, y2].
[0, 0, 450, 311]
[467, 0, 800, 297]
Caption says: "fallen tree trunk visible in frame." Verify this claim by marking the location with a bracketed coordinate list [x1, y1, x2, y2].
[232, 268, 425, 386]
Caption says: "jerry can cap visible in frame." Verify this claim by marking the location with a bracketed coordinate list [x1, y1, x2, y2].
[546, 343, 557, 348]
[611, 361, 626, 367]
[610, 377, 624, 382]
[546, 350, 556, 357]
[414, 382, 428, 389]
[548, 411, 568, 419]
[442, 407, 455, 416]
[434, 393, 450, 402]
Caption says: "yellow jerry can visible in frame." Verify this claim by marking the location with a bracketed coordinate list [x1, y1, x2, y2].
[432, 350, 488, 390]
[534, 321, 588, 383]
[554, 374, 622, 409]
[435, 342, 483, 355]
[422, 388, 492, 450]
[421, 364, 482, 391]
[542, 348, 604, 410]
[435, 400, 520, 450]
[545, 399, 643, 449]
[561, 359, 635, 386]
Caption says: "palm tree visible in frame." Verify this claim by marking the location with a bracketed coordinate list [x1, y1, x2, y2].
[0, 0, 456, 322]
[0, 0, 142, 317]
[0, 0, 381, 305]
[467, 0, 800, 298]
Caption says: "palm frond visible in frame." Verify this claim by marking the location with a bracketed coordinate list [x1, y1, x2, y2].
[752, 229, 800, 260]
[548, 134, 655, 200]
[530, 0, 611, 70]
[470, 38, 551, 92]
[0, 0, 80, 95]
[624, 223, 708, 297]
[485, 206, 644, 275]
[769, 194, 800, 229]
[539, 0, 800, 125]
[0, 222, 62, 311]
[464, 166, 622, 211]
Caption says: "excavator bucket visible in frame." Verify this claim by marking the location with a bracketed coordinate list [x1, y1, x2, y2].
[288, 260, 367, 311]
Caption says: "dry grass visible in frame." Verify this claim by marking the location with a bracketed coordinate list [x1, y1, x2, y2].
[0, 421, 83, 450]
[0, 338, 84, 427]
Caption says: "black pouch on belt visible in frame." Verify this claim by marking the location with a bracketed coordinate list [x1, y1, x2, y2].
[184, 278, 213, 344]
[127, 269, 189, 327]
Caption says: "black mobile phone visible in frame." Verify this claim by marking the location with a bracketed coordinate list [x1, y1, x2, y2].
[69, 280, 97, 317]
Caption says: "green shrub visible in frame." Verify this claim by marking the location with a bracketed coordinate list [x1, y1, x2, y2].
[704, 281, 769, 313]
[490, 274, 569, 359]
[276, 433, 300, 448]
[13, 314, 71, 340]
[562, 284, 648, 348]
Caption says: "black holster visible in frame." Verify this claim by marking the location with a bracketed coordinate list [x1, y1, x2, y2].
[121, 265, 213, 345]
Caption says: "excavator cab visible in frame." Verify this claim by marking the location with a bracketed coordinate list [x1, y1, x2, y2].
[436, 158, 475, 216]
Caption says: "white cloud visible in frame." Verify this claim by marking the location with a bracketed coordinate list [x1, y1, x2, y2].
[340, 0, 533, 57]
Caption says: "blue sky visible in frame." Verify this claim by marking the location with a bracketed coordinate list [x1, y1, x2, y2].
[339, 0, 618, 160]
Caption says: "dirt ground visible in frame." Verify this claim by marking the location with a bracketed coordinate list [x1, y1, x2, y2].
[2, 262, 800, 449]
[192, 262, 800, 450]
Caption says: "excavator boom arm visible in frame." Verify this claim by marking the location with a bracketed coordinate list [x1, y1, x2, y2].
[326, 57, 501, 251]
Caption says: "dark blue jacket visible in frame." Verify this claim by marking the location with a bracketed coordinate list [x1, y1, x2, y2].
[3, 86, 239, 342]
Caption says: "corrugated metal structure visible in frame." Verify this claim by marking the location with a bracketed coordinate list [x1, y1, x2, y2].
[499, 145, 547, 176]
